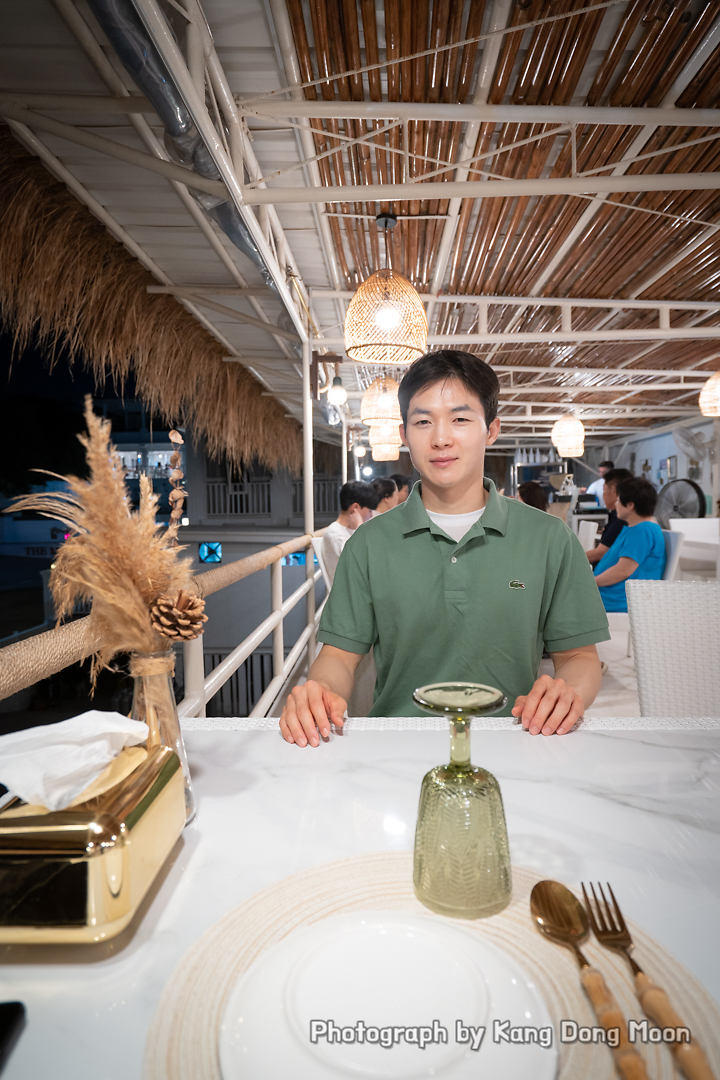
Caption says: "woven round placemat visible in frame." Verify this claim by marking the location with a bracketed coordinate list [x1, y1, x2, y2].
[143, 854, 720, 1080]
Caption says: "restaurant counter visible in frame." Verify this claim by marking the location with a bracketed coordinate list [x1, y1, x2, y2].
[1, 717, 719, 1079]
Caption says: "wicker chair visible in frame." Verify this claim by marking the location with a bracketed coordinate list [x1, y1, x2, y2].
[626, 580, 720, 717]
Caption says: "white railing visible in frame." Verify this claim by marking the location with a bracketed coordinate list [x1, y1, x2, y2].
[293, 479, 339, 517]
[207, 478, 271, 516]
[0, 529, 325, 719]
[178, 556, 325, 719]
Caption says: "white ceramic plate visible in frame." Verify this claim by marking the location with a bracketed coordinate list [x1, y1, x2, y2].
[219, 910, 558, 1080]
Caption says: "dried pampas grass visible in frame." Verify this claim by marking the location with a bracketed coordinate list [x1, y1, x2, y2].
[7, 398, 192, 682]
[0, 126, 301, 473]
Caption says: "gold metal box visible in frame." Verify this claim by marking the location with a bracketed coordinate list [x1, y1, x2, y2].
[0, 745, 185, 944]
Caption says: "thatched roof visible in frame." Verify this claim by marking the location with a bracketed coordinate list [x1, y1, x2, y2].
[0, 126, 302, 473]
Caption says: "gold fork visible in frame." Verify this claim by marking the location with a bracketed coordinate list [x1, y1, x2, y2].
[583, 882, 716, 1080]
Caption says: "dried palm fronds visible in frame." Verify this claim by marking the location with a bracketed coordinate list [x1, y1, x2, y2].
[6, 398, 194, 682]
[0, 126, 301, 473]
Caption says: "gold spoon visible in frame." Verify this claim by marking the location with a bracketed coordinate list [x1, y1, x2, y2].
[531, 880, 650, 1080]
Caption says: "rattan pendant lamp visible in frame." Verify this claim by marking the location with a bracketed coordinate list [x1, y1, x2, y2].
[344, 214, 428, 366]
[551, 414, 585, 458]
[699, 371, 720, 416]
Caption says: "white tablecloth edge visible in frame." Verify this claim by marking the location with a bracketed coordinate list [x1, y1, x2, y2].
[180, 716, 720, 731]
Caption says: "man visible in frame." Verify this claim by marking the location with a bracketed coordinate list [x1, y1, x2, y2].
[321, 480, 378, 584]
[388, 474, 411, 503]
[582, 461, 614, 503]
[594, 477, 665, 611]
[281, 350, 608, 747]
[585, 467, 633, 564]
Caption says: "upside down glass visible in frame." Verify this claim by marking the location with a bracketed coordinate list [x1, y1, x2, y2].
[412, 682, 512, 919]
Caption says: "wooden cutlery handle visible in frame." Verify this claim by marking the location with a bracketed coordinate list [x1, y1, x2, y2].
[635, 972, 716, 1080]
[581, 967, 650, 1080]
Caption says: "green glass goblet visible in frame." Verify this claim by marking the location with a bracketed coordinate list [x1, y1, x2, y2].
[412, 682, 512, 920]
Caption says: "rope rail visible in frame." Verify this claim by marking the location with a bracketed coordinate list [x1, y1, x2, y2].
[0, 530, 323, 703]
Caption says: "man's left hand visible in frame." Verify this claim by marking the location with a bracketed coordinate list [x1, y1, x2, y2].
[512, 674, 584, 736]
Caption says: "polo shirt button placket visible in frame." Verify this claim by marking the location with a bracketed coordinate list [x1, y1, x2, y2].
[451, 556, 457, 563]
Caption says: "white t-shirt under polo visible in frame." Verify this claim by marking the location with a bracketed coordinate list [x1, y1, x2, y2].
[426, 507, 485, 543]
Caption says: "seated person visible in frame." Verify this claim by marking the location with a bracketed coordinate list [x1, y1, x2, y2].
[371, 477, 399, 515]
[281, 349, 608, 747]
[594, 477, 666, 612]
[586, 467, 633, 563]
[580, 460, 614, 502]
[322, 480, 378, 584]
[517, 480, 548, 512]
[388, 473, 411, 504]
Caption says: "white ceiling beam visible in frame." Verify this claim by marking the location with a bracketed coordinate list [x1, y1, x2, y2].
[240, 172, 720, 205]
[239, 101, 720, 127]
[497, 383, 707, 393]
[310, 290, 720, 312]
[316, 327, 720, 344]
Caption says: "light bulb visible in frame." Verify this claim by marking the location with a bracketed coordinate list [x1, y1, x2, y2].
[374, 303, 401, 331]
[327, 375, 347, 406]
[362, 465, 374, 477]
[353, 443, 367, 457]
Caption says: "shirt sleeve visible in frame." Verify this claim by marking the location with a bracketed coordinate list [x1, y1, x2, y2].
[318, 534, 377, 654]
[321, 529, 343, 584]
[543, 528, 610, 652]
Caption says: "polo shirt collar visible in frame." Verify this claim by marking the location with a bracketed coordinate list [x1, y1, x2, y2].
[401, 477, 508, 538]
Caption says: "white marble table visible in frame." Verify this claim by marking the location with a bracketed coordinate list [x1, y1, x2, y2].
[1, 718, 719, 1079]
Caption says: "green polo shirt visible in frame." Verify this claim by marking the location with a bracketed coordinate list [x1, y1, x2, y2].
[318, 479, 609, 716]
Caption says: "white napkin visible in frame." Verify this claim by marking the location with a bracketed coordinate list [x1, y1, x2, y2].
[0, 712, 149, 811]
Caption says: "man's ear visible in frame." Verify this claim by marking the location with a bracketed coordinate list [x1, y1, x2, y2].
[486, 417, 501, 447]
[399, 423, 407, 447]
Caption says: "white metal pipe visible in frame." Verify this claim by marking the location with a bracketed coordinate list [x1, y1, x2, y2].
[302, 339, 314, 535]
[271, 559, 284, 683]
[240, 100, 720, 128]
[250, 588, 326, 717]
[341, 413, 348, 484]
[240, 173, 720, 206]
[130, 0, 308, 341]
[182, 637, 206, 718]
[202, 608, 282, 703]
[498, 383, 709, 393]
[310, 290, 720, 311]
[317, 327, 720, 344]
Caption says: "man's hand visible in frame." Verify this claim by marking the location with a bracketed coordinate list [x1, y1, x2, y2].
[512, 674, 584, 736]
[280, 680, 347, 747]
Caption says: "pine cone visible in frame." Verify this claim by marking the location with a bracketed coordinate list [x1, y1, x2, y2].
[150, 590, 208, 640]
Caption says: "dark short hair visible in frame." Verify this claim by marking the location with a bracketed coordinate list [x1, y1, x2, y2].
[616, 476, 657, 517]
[339, 480, 379, 512]
[599, 460, 614, 470]
[517, 481, 548, 512]
[603, 468, 633, 488]
[388, 473, 410, 492]
[371, 477, 397, 502]
[398, 350, 499, 427]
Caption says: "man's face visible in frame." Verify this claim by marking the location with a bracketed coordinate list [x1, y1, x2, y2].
[603, 482, 617, 510]
[400, 377, 500, 490]
[599, 466, 609, 478]
[395, 484, 409, 504]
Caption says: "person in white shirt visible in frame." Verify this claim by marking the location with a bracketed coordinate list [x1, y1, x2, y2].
[321, 480, 379, 584]
[581, 461, 614, 503]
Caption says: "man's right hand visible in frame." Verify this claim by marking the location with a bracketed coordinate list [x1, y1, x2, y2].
[280, 680, 347, 747]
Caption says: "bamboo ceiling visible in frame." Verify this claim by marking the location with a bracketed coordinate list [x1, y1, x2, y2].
[285, 0, 720, 429]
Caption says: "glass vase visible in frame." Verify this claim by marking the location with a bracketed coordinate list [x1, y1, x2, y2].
[412, 683, 511, 919]
[130, 650, 196, 825]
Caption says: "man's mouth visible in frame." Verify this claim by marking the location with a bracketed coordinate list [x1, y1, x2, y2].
[430, 456, 457, 467]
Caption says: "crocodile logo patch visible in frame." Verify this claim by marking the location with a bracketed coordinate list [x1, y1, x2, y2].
[509, 580, 525, 589]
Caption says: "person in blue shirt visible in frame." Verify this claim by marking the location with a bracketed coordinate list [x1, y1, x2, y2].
[594, 477, 666, 612]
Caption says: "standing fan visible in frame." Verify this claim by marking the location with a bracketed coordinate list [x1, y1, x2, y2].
[656, 479, 706, 528]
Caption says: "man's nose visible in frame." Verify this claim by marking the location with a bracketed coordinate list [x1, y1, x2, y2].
[431, 421, 453, 446]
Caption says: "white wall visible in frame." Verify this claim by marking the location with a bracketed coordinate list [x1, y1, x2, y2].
[605, 419, 716, 512]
